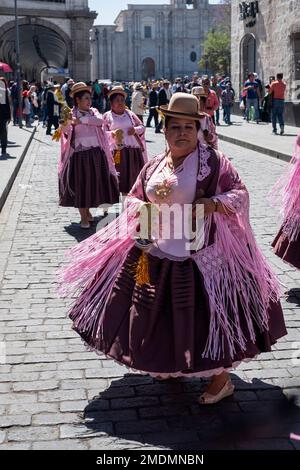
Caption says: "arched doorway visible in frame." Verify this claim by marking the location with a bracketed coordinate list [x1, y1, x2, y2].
[0, 19, 70, 81]
[142, 58, 155, 81]
[240, 34, 256, 83]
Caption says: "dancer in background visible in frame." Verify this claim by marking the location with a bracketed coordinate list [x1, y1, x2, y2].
[272, 135, 300, 269]
[58, 82, 119, 228]
[103, 86, 147, 195]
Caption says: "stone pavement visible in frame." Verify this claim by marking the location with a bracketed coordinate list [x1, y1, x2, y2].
[217, 114, 298, 161]
[0, 124, 36, 212]
[0, 126, 299, 450]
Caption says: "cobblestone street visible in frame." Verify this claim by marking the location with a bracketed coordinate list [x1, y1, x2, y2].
[0, 126, 299, 450]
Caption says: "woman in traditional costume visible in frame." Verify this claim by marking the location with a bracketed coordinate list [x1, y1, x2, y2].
[271, 134, 300, 269]
[191, 86, 218, 150]
[103, 86, 147, 195]
[58, 82, 119, 228]
[60, 93, 286, 404]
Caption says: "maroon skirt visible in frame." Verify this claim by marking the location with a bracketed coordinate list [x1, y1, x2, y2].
[272, 226, 300, 269]
[114, 147, 144, 194]
[59, 147, 119, 208]
[69, 246, 286, 377]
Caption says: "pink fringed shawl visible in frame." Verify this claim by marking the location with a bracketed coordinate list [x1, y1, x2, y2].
[269, 134, 300, 242]
[59, 146, 280, 361]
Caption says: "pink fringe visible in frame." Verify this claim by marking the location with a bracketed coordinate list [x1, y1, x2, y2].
[58, 203, 139, 298]
[269, 135, 300, 242]
[57, 202, 143, 341]
[193, 158, 281, 361]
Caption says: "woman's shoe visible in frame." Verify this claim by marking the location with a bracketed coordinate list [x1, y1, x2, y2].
[198, 380, 235, 405]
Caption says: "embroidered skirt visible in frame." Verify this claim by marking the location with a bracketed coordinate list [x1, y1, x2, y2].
[59, 147, 119, 208]
[272, 227, 300, 269]
[114, 147, 144, 194]
[69, 246, 286, 378]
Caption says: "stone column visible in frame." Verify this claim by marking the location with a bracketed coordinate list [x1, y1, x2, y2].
[70, 11, 96, 82]
[127, 14, 134, 80]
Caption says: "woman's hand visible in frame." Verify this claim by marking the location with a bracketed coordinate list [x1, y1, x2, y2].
[192, 197, 216, 218]
[128, 127, 136, 136]
[71, 118, 81, 126]
[111, 129, 121, 139]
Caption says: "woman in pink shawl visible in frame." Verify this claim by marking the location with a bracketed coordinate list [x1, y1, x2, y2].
[103, 86, 147, 195]
[272, 134, 300, 269]
[59, 82, 119, 228]
[60, 94, 286, 405]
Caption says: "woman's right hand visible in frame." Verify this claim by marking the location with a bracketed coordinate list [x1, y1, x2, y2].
[71, 118, 81, 126]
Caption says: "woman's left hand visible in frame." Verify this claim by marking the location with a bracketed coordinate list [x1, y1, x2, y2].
[128, 127, 136, 136]
[193, 197, 216, 217]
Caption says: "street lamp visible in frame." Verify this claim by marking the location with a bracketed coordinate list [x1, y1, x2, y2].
[14, 0, 22, 128]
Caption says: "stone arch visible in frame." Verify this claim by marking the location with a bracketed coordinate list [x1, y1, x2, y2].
[240, 33, 256, 84]
[0, 17, 72, 80]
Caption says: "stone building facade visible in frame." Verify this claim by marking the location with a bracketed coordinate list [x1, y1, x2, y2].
[0, 0, 96, 82]
[90, 0, 229, 82]
[231, 0, 300, 125]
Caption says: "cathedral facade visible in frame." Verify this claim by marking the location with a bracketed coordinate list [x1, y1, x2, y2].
[90, 0, 229, 81]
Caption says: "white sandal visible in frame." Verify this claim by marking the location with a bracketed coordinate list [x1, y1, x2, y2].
[198, 380, 235, 405]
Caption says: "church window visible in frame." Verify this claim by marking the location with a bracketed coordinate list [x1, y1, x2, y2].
[144, 26, 152, 39]
[190, 51, 197, 62]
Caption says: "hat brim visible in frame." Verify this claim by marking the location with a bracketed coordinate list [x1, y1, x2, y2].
[70, 86, 92, 98]
[159, 106, 205, 121]
[108, 90, 127, 99]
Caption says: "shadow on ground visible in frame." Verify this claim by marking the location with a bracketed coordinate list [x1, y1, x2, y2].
[286, 289, 300, 306]
[74, 373, 300, 450]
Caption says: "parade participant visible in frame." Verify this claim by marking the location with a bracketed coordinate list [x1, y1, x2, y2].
[271, 134, 300, 269]
[103, 86, 147, 195]
[60, 93, 286, 405]
[58, 82, 119, 228]
[192, 86, 218, 149]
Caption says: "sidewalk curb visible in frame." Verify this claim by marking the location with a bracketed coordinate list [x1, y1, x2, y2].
[0, 126, 37, 213]
[218, 133, 291, 163]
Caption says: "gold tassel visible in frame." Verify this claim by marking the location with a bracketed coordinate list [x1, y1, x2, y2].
[52, 127, 62, 142]
[135, 251, 150, 286]
[114, 149, 121, 165]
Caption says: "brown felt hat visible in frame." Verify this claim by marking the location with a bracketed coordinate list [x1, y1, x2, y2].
[69, 82, 92, 98]
[160, 93, 204, 120]
[108, 85, 127, 99]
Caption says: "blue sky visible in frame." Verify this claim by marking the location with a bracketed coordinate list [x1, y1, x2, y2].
[89, 1, 221, 25]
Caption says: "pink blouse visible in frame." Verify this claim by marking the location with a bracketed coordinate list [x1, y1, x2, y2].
[145, 149, 198, 260]
[104, 111, 145, 150]
[73, 109, 103, 152]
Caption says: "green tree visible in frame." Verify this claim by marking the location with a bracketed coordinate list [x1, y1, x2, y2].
[199, 29, 231, 75]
